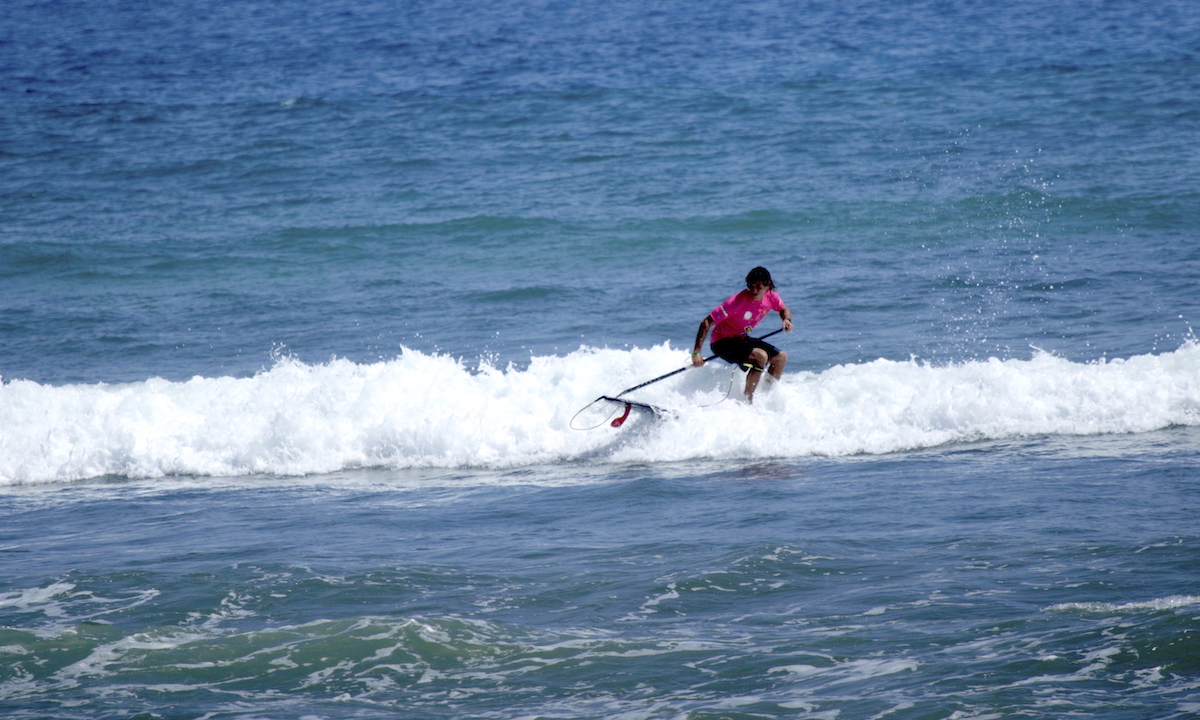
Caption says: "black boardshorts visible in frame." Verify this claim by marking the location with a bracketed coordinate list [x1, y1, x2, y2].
[711, 336, 781, 371]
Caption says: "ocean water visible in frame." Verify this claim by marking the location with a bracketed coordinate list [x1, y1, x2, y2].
[3, 0, 1200, 718]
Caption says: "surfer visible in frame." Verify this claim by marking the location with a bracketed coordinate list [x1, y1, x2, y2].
[691, 266, 793, 403]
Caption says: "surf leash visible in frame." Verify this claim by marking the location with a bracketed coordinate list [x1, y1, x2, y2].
[570, 328, 785, 429]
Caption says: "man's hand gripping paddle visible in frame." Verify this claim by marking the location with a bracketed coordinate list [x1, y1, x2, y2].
[570, 329, 784, 430]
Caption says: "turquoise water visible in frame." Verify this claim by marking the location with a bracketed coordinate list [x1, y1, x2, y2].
[3, 0, 1200, 717]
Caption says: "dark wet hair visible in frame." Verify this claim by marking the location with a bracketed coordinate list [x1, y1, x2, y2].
[746, 266, 775, 290]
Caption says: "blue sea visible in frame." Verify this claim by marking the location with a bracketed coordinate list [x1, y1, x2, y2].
[3, 0, 1200, 718]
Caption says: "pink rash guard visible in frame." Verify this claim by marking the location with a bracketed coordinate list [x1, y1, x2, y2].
[708, 290, 785, 343]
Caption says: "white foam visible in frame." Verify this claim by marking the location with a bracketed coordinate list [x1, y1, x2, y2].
[2, 342, 1199, 484]
[1045, 594, 1200, 614]
[769, 657, 919, 683]
[0, 582, 77, 611]
[0, 581, 162, 636]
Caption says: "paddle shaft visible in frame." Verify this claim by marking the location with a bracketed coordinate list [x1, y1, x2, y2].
[614, 328, 784, 398]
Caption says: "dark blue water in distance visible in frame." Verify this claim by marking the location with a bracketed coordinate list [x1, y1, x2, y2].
[2, 0, 1199, 718]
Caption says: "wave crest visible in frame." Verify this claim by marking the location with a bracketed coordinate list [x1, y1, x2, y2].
[2, 343, 1199, 484]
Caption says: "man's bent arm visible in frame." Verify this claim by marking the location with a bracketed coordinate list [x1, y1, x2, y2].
[692, 316, 714, 365]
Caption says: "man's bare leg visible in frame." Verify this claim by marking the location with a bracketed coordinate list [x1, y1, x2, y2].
[744, 348, 769, 403]
[745, 349, 788, 404]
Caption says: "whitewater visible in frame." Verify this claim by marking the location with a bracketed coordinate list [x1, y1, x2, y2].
[5, 342, 1198, 485]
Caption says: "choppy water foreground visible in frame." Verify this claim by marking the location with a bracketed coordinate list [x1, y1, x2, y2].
[2, 433, 1198, 720]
